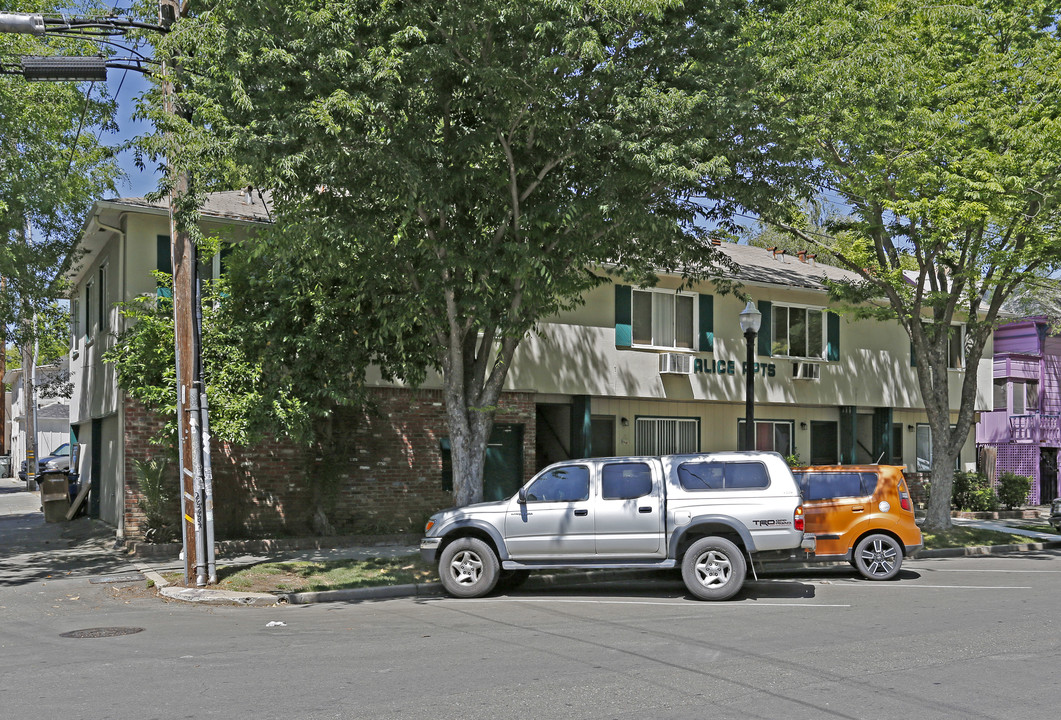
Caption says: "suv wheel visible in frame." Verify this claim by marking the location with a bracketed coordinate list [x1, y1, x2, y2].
[681, 537, 746, 601]
[438, 537, 500, 598]
[853, 534, 902, 580]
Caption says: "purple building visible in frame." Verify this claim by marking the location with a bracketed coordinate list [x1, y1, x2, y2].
[977, 317, 1060, 505]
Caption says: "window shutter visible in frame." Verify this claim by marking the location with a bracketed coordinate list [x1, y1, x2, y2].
[757, 300, 772, 356]
[827, 312, 840, 361]
[698, 294, 714, 352]
[615, 285, 632, 347]
[910, 339, 917, 367]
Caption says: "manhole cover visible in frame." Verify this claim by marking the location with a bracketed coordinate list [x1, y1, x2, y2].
[60, 627, 145, 639]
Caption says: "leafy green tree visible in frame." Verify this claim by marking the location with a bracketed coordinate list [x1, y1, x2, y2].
[1, 0, 119, 343]
[2, 0, 120, 471]
[148, 0, 783, 505]
[752, 0, 1061, 529]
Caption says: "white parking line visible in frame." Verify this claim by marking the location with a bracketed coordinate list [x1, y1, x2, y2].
[435, 598, 850, 608]
[837, 583, 1030, 590]
[925, 568, 1061, 574]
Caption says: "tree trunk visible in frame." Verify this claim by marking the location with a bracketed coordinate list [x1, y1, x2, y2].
[439, 327, 517, 507]
[21, 341, 38, 491]
[923, 433, 955, 529]
[447, 400, 493, 507]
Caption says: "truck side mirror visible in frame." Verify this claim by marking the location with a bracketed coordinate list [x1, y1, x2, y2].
[518, 487, 527, 504]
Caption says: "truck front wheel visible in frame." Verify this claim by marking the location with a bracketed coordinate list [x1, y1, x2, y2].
[438, 537, 500, 598]
[681, 537, 746, 601]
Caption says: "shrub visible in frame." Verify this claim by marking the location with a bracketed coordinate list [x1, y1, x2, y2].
[951, 471, 998, 512]
[996, 472, 1032, 510]
[134, 457, 180, 542]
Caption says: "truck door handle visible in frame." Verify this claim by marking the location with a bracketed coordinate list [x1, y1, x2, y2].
[574, 509, 588, 516]
[638, 506, 653, 514]
[852, 506, 864, 513]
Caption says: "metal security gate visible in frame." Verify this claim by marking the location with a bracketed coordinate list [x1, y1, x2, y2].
[635, 417, 699, 455]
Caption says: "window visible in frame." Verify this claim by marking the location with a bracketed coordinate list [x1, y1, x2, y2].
[1013, 382, 1026, 415]
[948, 325, 965, 369]
[737, 419, 793, 455]
[84, 280, 94, 340]
[993, 379, 1007, 410]
[1026, 381, 1040, 412]
[635, 417, 699, 455]
[916, 423, 960, 472]
[794, 472, 878, 501]
[771, 304, 824, 359]
[601, 463, 653, 500]
[632, 289, 695, 349]
[71, 299, 80, 349]
[98, 263, 109, 333]
[524, 465, 590, 503]
[677, 461, 770, 491]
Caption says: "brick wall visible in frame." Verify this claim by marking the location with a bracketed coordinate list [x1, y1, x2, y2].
[122, 388, 537, 541]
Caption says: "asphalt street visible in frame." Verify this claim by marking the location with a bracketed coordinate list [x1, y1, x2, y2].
[2, 477, 1061, 719]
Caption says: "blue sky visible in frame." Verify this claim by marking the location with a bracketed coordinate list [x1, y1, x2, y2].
[103, 67, 161, 198]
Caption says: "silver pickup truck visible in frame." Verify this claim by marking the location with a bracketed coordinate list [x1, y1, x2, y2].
[421, 451, 813, 601]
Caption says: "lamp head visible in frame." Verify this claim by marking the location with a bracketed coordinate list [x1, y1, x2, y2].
[739, 300, 762, 334]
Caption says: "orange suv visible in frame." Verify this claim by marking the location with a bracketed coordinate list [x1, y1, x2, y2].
[791, 465, 923, 580]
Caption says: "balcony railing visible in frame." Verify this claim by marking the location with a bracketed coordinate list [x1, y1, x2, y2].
[1009, 414, 1061, 444]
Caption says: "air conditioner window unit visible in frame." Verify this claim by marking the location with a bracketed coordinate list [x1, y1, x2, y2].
[792, 361, 821, 380]
[659, 352, 693, 375]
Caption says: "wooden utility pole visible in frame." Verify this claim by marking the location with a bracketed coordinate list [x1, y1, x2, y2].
[160, 0, 202, 585]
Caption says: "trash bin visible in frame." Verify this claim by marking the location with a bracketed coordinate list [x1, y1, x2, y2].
[0, 455, 10, 479]
[39, 471, 71, 523]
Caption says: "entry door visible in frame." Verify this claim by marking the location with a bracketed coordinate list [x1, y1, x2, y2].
[89, 419, 102, 518]
[810, 421, 839, 465]
[483, 425, 524, 501]
[1041, 449, 1059, 505]
[505, 463, 595, 559]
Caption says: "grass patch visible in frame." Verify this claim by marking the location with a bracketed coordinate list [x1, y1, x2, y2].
[164, 554, 436, 594]
[922, 526, 1046, 550]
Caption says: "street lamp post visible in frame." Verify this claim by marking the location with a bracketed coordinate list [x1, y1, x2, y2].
[739, 301, 762, 452]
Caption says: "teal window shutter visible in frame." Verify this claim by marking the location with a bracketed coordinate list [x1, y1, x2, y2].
[698, 294, 714, 352]
[827, 312, 840, 361]
[615, 285, 632, 347]
[910, 339, 917, 367]
[757, 300, 772, 356]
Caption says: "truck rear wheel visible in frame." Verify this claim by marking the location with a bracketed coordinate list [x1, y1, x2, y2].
[438, 537, 500, 598]
[681, 537, 746, 601]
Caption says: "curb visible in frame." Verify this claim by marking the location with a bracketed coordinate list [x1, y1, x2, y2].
[282, 583, 444, 604]
[912, 539, 1061, 558]
[159, 585, 279, 606]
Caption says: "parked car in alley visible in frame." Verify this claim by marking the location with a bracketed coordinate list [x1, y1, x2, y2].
[792, 465, 923, 580]
[18, 443, 71, 483]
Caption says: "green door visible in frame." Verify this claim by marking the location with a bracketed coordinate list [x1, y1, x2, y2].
[810, 421, 839, 465]
[484, 424, 525, 501]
